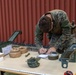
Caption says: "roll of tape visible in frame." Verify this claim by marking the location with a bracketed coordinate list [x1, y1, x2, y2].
[48, 52, 59, 60]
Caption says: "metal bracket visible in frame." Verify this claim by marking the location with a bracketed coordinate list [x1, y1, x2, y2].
[61, 59, 68, 68]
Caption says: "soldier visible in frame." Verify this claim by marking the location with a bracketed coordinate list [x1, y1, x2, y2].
[35, 9, 76, 54]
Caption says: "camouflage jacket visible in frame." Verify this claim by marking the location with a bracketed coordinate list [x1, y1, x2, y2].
[35, 10, 71, 50]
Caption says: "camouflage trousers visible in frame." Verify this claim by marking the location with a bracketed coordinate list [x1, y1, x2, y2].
[49, 34, 76, 53]
[5, 72, 19, 75]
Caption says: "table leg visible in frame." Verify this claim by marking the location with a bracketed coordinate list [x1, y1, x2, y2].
[0, 71, 5, 75]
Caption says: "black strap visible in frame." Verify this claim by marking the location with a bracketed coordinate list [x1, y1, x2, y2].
[45, 12, 51, 16]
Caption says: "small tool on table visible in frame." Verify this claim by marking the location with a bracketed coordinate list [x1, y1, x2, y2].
[25, 53, 30, 57]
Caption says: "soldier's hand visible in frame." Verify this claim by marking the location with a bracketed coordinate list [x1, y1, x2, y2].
[46, 47, 56, 54]
[38, 48, 47, 54]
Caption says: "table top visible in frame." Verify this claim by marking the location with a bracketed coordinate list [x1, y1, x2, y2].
[0, 51, 76, 75]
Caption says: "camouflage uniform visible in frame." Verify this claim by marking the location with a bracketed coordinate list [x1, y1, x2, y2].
[35, 10, 76, 52]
